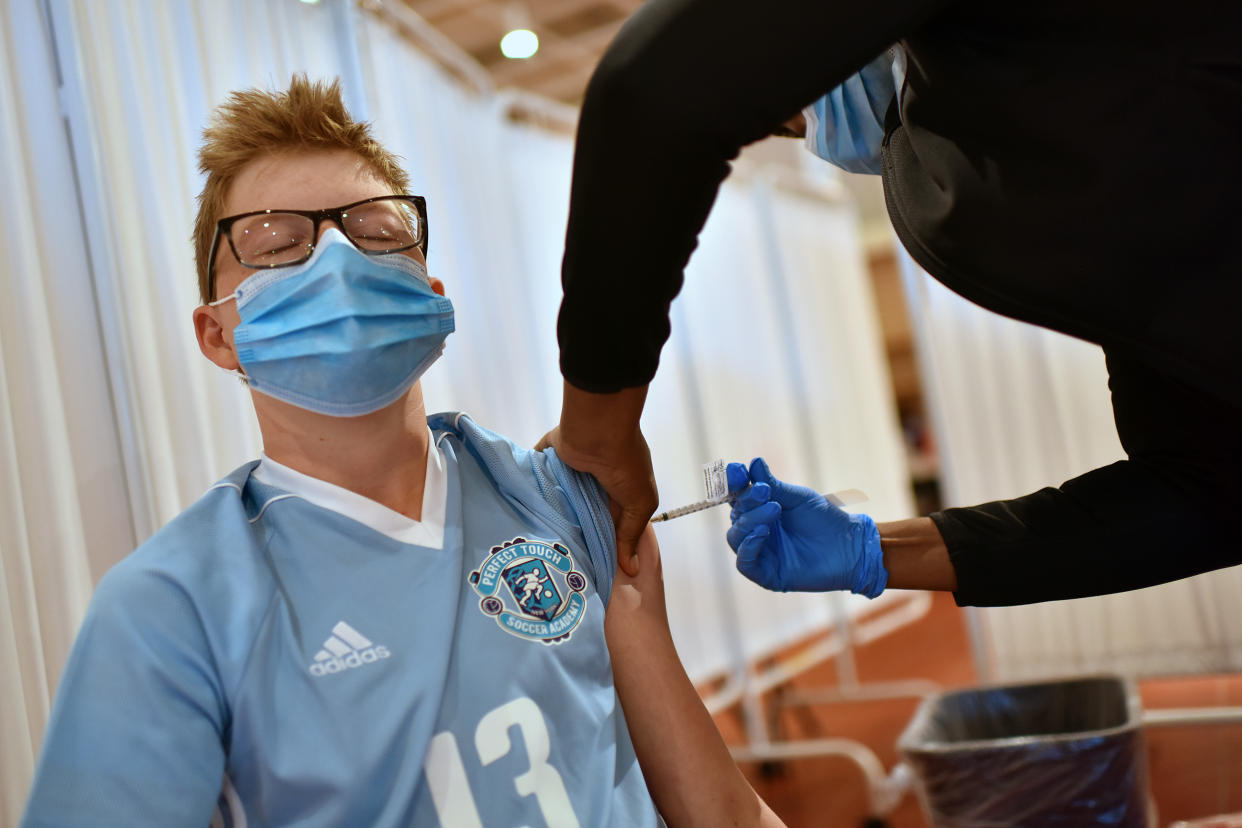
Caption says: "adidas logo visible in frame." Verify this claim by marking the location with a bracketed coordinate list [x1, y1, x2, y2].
[309, 621, 391, 676]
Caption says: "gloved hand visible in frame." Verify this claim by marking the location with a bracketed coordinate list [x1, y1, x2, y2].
[725, 457, 887, 597]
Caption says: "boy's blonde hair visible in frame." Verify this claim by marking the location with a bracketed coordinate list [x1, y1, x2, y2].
[194, 75, 411, 303]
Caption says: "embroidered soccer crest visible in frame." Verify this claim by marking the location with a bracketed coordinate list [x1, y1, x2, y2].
[469, 537, 589, 644]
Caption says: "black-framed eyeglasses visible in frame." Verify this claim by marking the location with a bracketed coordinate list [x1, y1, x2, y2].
[207, 195, 428, 297]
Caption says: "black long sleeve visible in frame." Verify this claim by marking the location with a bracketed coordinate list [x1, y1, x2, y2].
[558, 0, 947, 392]
[938, 352, 1242, 607]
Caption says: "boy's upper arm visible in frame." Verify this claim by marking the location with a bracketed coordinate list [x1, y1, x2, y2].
[23, 563, 228, 827]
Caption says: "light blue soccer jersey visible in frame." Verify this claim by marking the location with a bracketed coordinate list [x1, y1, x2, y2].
[23, 412, 661, 828]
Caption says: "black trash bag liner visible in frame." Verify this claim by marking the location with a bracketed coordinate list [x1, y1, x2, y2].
[898, 675, 1149, 827]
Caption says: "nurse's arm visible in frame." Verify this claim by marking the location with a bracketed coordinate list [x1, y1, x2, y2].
[604, 526, 786, 828]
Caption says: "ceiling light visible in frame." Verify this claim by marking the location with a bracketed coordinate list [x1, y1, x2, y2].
[500, 28, 539, 59]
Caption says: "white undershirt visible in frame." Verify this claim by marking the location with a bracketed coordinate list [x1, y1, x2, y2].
[252, 429, 446, 549]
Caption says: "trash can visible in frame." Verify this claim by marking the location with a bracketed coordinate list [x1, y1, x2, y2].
[898, 674, 1149, 827]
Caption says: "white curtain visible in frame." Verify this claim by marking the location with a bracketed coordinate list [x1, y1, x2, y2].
[0, 1, 134, 815]
[899, 250, 1242, 681]
[1, 0, 913, 819]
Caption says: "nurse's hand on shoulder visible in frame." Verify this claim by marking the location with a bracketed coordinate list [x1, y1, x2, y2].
[726, 458, 887, 598]
[537, 382, 657, 577]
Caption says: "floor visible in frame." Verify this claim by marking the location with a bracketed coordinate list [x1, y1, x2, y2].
[709, 592, 1242, 827]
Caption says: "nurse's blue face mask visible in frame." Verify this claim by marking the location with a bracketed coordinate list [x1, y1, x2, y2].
[209, 227, 455, 417]
[803, 46, 906, 176]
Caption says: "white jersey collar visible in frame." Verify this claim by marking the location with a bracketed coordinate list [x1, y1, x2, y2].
[252, 429, 447, 549]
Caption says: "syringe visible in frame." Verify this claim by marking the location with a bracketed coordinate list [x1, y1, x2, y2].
[650, 489, 869, 522]
[650, 459, 868, 522]
[650, 495, 732, 523]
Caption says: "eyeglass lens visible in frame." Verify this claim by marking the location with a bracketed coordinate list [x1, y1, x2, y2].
[231, 198, 423, 267]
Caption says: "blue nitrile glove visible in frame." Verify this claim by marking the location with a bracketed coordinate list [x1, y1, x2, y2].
[725, 458, 887, 597]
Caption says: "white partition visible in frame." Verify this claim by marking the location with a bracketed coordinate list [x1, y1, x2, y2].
[1, 3, 131, 821]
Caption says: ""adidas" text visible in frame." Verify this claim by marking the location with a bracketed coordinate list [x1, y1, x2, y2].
[309, 645, 391, 676]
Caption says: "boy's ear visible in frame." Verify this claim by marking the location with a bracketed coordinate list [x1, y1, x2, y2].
[192, 304, 240, 371]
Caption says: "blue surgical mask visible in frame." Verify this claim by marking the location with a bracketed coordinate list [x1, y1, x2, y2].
[209, 228, 455, 417]
[803, 46, 906, 175]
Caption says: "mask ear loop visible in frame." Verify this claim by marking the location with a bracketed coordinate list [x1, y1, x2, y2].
[204, 292, 250, 386]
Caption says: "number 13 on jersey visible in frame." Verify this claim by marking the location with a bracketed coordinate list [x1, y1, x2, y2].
[424, 696, 580, 827]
